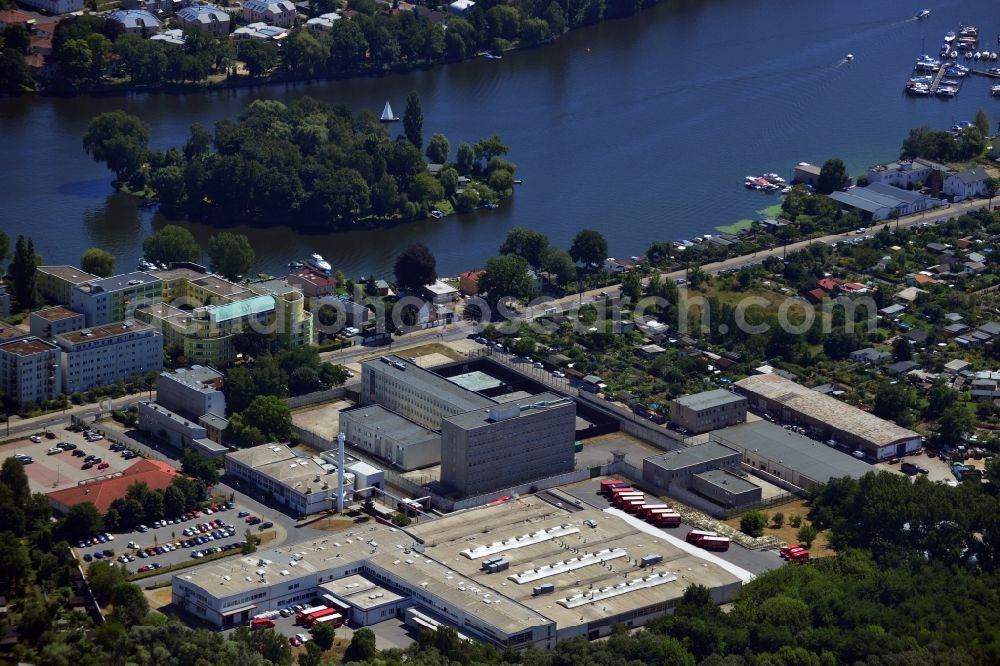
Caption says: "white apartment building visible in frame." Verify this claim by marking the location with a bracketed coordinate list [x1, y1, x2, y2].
[54, 321, 163, 394]
[0, 338, 61, 406]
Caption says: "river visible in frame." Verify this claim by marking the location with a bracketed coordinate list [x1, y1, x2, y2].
[1, 0, 997, 278]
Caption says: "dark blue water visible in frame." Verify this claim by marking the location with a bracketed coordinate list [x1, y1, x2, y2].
[1, 0, 997, 278]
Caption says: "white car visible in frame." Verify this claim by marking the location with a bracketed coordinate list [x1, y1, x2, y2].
[295, 633, 310, 644]
[29, 435, 42, 443]
[552, 371, 566, 378]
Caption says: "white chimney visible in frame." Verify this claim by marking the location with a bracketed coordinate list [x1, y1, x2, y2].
[337, 431, 346, 514]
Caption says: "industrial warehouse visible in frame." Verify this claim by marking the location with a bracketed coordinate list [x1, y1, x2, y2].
[171, 497, 748, 647]
[733, 374, 921, 460]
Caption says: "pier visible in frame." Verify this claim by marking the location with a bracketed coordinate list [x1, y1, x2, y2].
[969, 68, 1000, 78]
[928, 64, 948, 93]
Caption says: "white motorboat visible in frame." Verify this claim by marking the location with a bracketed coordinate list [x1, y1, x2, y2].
[915, 9, 930, 19]
[944, 31, 956, 42]
[307, 253, 332, 273]
[845, 53, 854, 61]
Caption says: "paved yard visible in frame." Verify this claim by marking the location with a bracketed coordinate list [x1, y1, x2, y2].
[292, 401, 353, 443]
[574, 433, 664, 470]
[2, 428, 133, 494]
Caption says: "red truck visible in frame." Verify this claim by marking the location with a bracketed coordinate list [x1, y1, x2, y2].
[699, 536, 731, 551]
[308, 609, 344, 627]
[780, 545, 810, 562]
[639, 503, 670, 517]
[250, 618, 275, 629]
[600, 479, 627, 494]
[647, 509, 681, 527]
[686, 530, 719, 545]
[612, 491, 643, 506]
[295, 605, 328, 625]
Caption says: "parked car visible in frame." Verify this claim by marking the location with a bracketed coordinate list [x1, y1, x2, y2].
[238, 511, 250, 518]
[259, 522, 274, 530]
[29, 435, 41, 443]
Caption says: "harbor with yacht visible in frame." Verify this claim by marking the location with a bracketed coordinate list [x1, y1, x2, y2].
[906, 22, 1000, 98]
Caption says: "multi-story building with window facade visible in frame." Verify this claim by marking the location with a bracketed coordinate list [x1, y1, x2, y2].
[54, 321, 163, 394]
[0, 337, 61, 406]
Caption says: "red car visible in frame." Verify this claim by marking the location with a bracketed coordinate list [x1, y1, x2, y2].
[289, 636, 302, 647]
[97, 462, 109, 470]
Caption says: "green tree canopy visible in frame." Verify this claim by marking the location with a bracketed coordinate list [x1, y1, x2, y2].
[477, 254, 535, 308]
[80, 247, 115, 277]
[403, 90, 423, 149]
[82, 110, 150, 181]
[143, 224, 200, 264]
[9, 234, 38, 309]
[394, 243, 437, 292]
[207, 232, 255, 280]
[500, 227, 550, 269]
[426, 133, 449, 164]
[817, 158, 850, 194]
[569, 229, 608, 267]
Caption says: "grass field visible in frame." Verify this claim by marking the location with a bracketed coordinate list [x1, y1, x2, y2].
[715, 201, 784, 234]
[723, 498, 833, 556]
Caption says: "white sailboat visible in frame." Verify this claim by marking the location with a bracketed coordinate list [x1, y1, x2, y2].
[380, 101, 399, 123]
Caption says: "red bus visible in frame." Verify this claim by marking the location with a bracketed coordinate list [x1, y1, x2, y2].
[250, 618, 274, 629]
[296, 606, 328, 624]
[699, 536, 731, 551]
[612, 491, 642, 503]
[609, 487, 636, 498]
[624, 500, 646, 514]
[310, 612, 344, 628]
[686, 530, 718, 545]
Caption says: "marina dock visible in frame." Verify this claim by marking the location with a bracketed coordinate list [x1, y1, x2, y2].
[928, 64, 948, 93]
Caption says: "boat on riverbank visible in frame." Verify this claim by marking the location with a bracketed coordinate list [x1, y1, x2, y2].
[307, 253, 332, 273]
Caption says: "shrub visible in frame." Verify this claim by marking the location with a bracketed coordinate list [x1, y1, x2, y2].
[740, 511, 768, 538]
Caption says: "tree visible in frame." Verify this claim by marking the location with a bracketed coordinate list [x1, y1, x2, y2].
[740, 510, 767, 538]
[223, 366, 257, 414]
[59, 501, 103, 542]
[456, 141, 475, 175]
[242, 529, 258, 554]
[873, 383, 914, 421]
[500, 227, 550, 269]
[621, 270, 642, 303]
[0, 534, 30, 597]
[81, 247, 115, 277]
[975, 108, 991, 137]
[0, 47, 33, 92]
[796, 522, 818, 547]
[143, 224, 200, 264]
[892, 336, 912, 362]
[239, 40, 278, 77]
[477, 254, 535, 308]
[2, 25, 30, 54]
[311, 620, 336, 650]
[938, 403, 975, 446]
[772, 512, 785, 528]
[426, 133, 450, 164]
[237, 395, 291, 442]
[181, 449, 220, 485]
[823, 330, 859, 360]
[403, 90, 423, 149]
[1, 457, 30, 504]
[541, 248, 576, 285]
[284, 28, 329, 78]
[394, 243, 437, 292]
[817, 158, 851, 195]
[82, 110, 150, 181]
[87, 561, 129, 604]
[289, 366, 322, 396]
[110, 582, 149, 626]
[344, 628, 377, 662]
[9, 234, 38, 309]
[207, 232, 254, 280]
[569, 229, 608, 267]
[519, 17, 551, 45]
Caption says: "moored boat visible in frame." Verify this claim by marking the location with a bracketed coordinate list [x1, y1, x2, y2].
[307, 253, 332, 273]
[944, 31, 956, 42]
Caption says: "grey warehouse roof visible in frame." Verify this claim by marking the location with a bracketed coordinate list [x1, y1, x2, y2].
[711, 421, 874, 484]
[365, 355, 494, 413]
[341, 405, 439, 442]
[693, 469, 760, 494]
[644, 441, 740, 472]
[673, 389, 745, 411]
[442, 392, 569, 430]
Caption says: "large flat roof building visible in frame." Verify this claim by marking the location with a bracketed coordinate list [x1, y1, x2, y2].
[711, 420, 875, 490]
[670, 389, 747, 434]
[340, 405, 441, 471]
[71, 271, 163, 326]
[224, 444, 353, 516]
[734, 374, 920, 460]
[172, 496, 746, 645]
[37, 266, 99, 305]
[361, 355, 494, 431]
[29, 306, 85, 339]
[441, 393, 576, 498]
[642, 441, 742, 491]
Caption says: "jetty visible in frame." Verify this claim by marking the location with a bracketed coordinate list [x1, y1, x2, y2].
[969, 68, 1000, 79]
[928, 64, 948, 93]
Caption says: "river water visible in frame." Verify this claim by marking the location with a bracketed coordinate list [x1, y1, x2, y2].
[1, 0, 997, 278]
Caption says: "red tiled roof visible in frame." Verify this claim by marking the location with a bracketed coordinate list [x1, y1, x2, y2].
[806, 288, 827, 303]
[817, 278, 839, 292]
[0, 9, 34, 24]
[914, 274, 938, 285]
[460, 271, 481, 282]
[47, 459, 180, 514]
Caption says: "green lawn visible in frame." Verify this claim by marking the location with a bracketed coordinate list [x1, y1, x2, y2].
[716, 219, 754, 234]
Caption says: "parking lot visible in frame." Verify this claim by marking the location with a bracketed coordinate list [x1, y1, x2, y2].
[2, 427, 138, 494]
[74, 501, 278, 573]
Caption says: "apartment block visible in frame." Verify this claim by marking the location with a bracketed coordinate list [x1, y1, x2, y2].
[156, 365, 225, 420]
[54, 321, 163, 394]
[71, 272, 163, 326]
[0, 337, 61, 406]
[440, 393, 576, 497]
[37, 266, 99, 305]
[29, 306, 85, 339]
